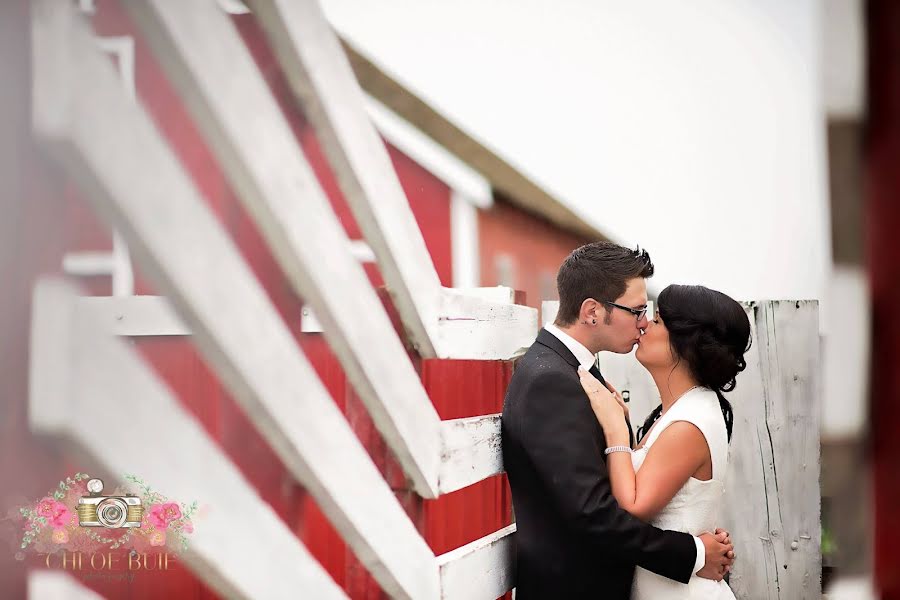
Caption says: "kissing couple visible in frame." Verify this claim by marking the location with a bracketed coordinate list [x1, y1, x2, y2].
[503, 241, 751, 599]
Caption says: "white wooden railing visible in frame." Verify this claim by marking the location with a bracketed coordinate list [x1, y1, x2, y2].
[30, 0, 523, 598]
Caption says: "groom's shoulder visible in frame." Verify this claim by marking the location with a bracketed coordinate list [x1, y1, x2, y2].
[511, 339, 570, 382]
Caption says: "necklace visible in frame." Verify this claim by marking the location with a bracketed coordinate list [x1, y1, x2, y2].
[663, 385, 701, 413]
[636, 385, 704, 450]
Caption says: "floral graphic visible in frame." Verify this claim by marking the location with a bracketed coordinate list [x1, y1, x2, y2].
[51, 529, 69, 544]
[36, 497, 72, 528]
[15, 473, 198, 556]
[148, 502, 182, 530]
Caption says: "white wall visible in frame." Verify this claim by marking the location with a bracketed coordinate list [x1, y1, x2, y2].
[321, 0, 830, 315]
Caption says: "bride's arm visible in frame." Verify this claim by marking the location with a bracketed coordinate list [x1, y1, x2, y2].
[604, 423, 709, 521]
[578, 368, 709, 521]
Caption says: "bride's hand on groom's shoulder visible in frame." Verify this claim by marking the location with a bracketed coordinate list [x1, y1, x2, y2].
[577, 367, 629, 427]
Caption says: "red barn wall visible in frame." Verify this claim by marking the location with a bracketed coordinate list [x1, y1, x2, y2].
[479, 196, 594, 319]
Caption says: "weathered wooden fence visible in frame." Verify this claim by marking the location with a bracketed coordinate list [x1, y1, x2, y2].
[544, 300, 822, 600]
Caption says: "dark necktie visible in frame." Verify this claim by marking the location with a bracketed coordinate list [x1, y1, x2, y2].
[589, 364, 607, 387]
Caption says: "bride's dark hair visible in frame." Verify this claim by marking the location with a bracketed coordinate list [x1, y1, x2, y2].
[636, 284, 752, 443]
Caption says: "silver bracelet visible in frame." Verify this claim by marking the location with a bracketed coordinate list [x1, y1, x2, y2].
[604, 445, 633, 455]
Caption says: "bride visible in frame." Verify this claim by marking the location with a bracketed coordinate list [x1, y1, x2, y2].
[578, 284, 751, 599]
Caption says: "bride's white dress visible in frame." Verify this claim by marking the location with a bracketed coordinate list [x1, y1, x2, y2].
[630, 388, 736, 600]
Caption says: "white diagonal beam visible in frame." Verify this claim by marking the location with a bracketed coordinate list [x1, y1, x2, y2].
[436, 289, 536, 360]
[118, 0, 442, 497]
[249, 0, 539, 360]
[439, 415, 504, 495]
[247, 0, 442, 357]
[437, 525, 517, 600]
[30, 4, 439, 597]
[29, 279, 347, 600]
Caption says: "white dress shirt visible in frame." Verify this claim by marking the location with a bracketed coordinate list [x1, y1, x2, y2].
[542, 325, 707, 575]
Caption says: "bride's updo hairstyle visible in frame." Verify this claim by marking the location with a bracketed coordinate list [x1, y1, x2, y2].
[637, 284, 752, 443]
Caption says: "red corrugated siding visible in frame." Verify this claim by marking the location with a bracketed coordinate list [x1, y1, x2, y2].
[479, 197, 593, 318]
[421, 360, 515, 556]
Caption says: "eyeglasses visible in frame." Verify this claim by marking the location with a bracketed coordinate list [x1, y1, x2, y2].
[602, 301, 648, 322]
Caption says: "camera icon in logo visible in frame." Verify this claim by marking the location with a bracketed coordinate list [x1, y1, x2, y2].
[77, 478, 143, 529]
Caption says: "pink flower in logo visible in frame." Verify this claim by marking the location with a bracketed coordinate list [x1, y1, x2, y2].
[182, 521, 193, 534]
[148, 503, 182, 530]
[51, 529, 69, 544]
[149, 531, 166, 547]
[48, 503, 71, 529]
[36, 498, 56, 518]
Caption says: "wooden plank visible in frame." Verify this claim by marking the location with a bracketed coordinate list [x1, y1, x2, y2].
[119, 0, 442, 498]
[246, 0, 443, 357]
[29, 279, 347, 600]
[723, 301, 822, 600]
[437, 289, 536, 360]
[28, 571, 106, 600]
[76, 296, 189, 336]
[450, 286, 516, 304]
[437, 524, 517, 600]
[439, 415, 503, 495]
[62, 251, 115, 276]
[30, 5, 439, 598]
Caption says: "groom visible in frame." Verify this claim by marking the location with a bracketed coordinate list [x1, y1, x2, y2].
[502, 242, 734, 598]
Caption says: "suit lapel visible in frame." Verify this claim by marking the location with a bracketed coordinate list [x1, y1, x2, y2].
[535, 328, 581, 369]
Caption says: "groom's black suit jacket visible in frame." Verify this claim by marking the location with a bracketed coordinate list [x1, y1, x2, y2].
[501, 329, 697, 599]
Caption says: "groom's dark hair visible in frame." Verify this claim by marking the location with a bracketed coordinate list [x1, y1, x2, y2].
[554, 241, 654, 326]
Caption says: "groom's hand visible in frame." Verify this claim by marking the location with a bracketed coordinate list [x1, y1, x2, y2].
[696, 530, 735, 581]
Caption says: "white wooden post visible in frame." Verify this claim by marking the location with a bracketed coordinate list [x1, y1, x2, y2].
[722, 301, 822, 600]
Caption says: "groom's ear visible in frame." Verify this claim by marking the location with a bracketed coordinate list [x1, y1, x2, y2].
[580, 298, 601, 324]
